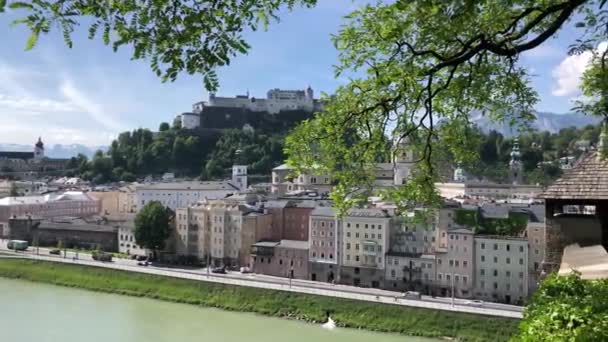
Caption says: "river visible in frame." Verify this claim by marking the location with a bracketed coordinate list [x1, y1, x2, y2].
[0, 278, 438, 342]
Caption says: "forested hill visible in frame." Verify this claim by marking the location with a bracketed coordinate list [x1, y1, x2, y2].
[66, 107, 603, 186]
[67, 109, 314, 184]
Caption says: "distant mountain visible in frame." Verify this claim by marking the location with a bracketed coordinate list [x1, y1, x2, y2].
[472, 111, 601, 136]
[0, 144, 107, 159]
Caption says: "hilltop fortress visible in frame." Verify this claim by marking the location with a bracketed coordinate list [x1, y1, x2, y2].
[177, 87, 324, 130]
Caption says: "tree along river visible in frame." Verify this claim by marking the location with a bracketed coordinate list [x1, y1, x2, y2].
[0, 278, 439, 342]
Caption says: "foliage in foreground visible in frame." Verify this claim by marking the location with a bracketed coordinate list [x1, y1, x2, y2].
[515, 272, 608, 341]
[0, 259, 518, 342]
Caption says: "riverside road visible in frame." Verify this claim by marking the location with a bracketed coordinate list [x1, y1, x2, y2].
[0, 241, 522, 319]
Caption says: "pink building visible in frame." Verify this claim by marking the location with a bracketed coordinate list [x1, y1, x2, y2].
[0, 192, 100, 236]
[309, 206, 339, 282]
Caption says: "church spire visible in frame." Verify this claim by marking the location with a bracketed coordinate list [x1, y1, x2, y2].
[509, 137, 523, 185]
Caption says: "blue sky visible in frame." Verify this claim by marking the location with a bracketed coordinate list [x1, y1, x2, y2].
[0, 1, 597, 146]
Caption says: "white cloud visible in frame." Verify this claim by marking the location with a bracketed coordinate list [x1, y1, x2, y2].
[552, 42, 608, 97]
[59, 80, 128, 132]
[0, 94, 77, 114]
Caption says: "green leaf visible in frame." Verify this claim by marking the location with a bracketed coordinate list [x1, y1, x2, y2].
[9, 1, 33, 10]
[25, 30, 39, 51]
[0, 0, 6, 13]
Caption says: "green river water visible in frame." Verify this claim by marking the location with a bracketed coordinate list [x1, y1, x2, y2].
[0, 278, 438, 342]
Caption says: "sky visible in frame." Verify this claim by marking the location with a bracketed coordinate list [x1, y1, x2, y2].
[0, 1, 600, 147]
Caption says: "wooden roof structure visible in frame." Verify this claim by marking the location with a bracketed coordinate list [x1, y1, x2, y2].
[540, 152, 608, 200]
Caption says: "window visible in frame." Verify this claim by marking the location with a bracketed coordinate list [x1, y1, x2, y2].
[371, 233, 375, 239]
[450, 235, 454, 240]
[355, 233, 360, 238]
[449, 260, 454, 267]
[364, 233, 368, 239]
[455, 235, 459, 240]
[519, 272, 524, 279]
[455, 260, 459, 267]
[329, 254, 333, 259]
[519, 258, 524, 265]
[365, 224, 368, 229]
[506, 257, 511, 264]
[346, 243, 351, 250]
[493, 282, 498, 289]
[438, 259, 442, 265]
[464, 236, 468, 241]
[494, 244, 498, 250]
[463, 261, 468, 268]
[519, 246, 524, 252]
[438, 273, 443, 280]
[321, 253, 325, 259]
[312, 253, 316, 258]
[506, 244, 511, 251]
[480, 269, 485, 276]
[346, 254, 350, 261]
[481, 243, 485, 249]
[494, 256, 498, 263]
[346, 232, 351, 238]
[394, 258, 399, 265]
[481, 255, 485, 262]
[391, 270, 396, 278]
[455, 275, 460, 283]
[355, 255, 360, 262]
[534, 262, 539, 271]
[506, 271, 511, 277]
[535, 249, 539, 255]
[356, 224, 359, 228]
[480, 281, 485, 289]
[446, 274, 451, 281]
[347, 223, 351, 228]
[378, 233, 382, 239]
[355, 244, 359, 250]
[506, 283, 511, 291]
[493, 269, 498, 276]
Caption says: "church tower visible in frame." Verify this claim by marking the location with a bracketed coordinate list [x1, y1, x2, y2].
[453, 163, 468, 183]
[509, 138, 523, 185]
[34, 137, 45, 160]
[393, 135, 415, 185]
[232, 149, 248, 191]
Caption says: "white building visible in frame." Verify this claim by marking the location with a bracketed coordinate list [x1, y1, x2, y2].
[436, 182, 543, 200]
[174, 199, 273, 267]
[136, 181, 240, 210]
[473, 236, 529, 304]
[232, 165, 248, 191]
[179, 112, 200, 130]
[339, 208, 392, 288]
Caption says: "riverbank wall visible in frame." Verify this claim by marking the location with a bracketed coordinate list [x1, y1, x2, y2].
[0, 259, 518, 341]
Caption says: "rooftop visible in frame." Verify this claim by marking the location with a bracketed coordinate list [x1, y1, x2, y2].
[541, 152, 608, 200]
[136, 181, 239, 191]
[273, 163, 295, 171]
[0, 191, 95, 205]
[278, 240, 309, 250]
[346, 208, 391, 218]
[311, 206, 336, 217]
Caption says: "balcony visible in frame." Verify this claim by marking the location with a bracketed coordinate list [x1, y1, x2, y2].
[362, 241, 379, 256]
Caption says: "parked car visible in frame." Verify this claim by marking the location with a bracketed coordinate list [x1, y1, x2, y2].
[49, 249, 61, 255]
[240, 267, 252, 274]
[7, 240, 28, 251]
[211, 267, 226, 274]
[137, 261, 149, 267]
[136, 255, 148, 261]
[92, 251, 113, 262]
[466, 300, 485, 307]
[403, 291, 421, 300]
